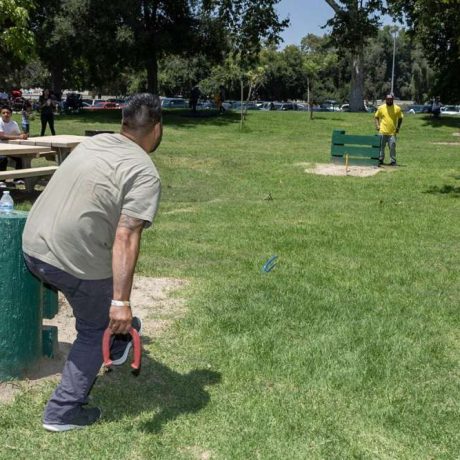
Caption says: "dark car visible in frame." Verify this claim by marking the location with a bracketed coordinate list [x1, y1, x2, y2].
[161, 97, 188, 109]
[278, 102, 298, 111]
[63, 93, 83, 112]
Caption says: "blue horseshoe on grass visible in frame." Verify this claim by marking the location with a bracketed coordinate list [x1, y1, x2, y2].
[261, 255, 278, 273]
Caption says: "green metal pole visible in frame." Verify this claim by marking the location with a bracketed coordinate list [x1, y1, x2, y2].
[0, 211, 42, 379]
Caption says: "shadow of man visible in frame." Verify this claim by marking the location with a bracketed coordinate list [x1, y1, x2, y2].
[95, 341, 221, 434]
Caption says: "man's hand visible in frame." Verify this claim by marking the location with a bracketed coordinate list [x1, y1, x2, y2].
[20, 133, 28, 139]
[109, 305, 133, 334]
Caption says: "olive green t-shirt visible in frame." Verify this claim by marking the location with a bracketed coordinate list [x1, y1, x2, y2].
[22, 133, 161, 279]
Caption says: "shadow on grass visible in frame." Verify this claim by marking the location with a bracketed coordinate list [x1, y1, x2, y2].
[59, 109, 241, 130]
[3, 182, 46, 208]
[420, 115, 460, 129]
[97, 337, 221, 433]
[424, 184, 460, 196]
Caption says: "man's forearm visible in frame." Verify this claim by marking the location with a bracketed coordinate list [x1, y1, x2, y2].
[109, 215, 145, 334]
[112, 228, 141, 301]
[0, 133, 26, 140]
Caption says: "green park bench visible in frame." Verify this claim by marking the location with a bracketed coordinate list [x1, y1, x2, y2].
[330, 130, 381, 167]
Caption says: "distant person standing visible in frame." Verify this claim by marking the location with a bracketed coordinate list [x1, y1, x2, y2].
[431, 96, 442, 118]
[374, 94, 403, 166]
[39, 89, 57, 136]
[21, 100, 33, 134]
[218, 85, 226, 114]
[190, 85, 201, 113]
[0, 89, 8, 105]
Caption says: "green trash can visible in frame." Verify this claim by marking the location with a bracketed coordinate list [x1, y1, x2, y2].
[0, 210, 58, 380]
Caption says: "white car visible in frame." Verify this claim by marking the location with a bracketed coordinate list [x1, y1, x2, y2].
[441, 105, 460, 115]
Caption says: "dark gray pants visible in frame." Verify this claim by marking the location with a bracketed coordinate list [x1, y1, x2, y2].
[24, 254, 124, 424]
[379, 134, 397, 164]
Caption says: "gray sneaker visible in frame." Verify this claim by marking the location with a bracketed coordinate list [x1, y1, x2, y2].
[43, 406, 102, 432]
[110, 317, 142, 366]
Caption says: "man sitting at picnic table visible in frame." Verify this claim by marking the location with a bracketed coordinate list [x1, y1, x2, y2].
[0, 105, 28, 186]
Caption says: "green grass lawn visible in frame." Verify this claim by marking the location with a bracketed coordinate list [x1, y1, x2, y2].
[2, 109, 459, 459]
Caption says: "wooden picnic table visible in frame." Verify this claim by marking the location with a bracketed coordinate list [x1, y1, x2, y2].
[0, 143, 59, 192]
[8, 135, 86, 164]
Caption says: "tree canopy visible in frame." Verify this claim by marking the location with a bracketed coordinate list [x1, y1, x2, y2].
[388, 0, 460, 101]
[0, 0, 35, 62]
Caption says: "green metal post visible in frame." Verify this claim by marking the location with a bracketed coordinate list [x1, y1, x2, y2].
[0, 210, 59, 379]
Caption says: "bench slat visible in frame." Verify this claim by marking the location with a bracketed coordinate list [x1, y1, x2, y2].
[332, 132, 381, 148]
[331, 145, 380, 158]
[0, 166, 58, 179]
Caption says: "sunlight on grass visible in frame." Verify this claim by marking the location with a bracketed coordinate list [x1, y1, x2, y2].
[3, 110, 459, 458]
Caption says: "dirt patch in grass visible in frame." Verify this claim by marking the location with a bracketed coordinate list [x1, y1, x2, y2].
[431, 142, 460, 145]
[0, 276, 187, 404]
[303, 163, 383, 177]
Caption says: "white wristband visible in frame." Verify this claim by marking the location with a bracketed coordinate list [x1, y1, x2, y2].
[111, 300, 131, 307]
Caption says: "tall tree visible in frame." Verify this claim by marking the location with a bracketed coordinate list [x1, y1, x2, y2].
[389, 0, 460, 101]
[30, 0, 89, 95]
[324, 0, 384, 111]
[206, 0, 288, 66]
[0, 0, 35, 88]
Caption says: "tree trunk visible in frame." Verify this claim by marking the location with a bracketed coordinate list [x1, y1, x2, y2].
[307, 76, 314, 120]
[51, 65, 63, 99]
[349, 49, 366, 112]
[240, 79, 244, 129]
[146, 52, 158, 94]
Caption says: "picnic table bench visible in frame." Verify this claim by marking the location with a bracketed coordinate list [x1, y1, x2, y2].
[2, 135, 86, 192]
[0, 144, 59, 192]
[331, 130, 381, 167]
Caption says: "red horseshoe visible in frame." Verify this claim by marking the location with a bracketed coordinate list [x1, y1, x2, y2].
[102, 326, 142, 374]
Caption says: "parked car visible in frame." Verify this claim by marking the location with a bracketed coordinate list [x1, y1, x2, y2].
[62, 92, 83, 112]
[441, 105, 460, 115]
[161, 97, 188, 109]
[340, 103, 377, 112]
[406, 104, 432, 114]
[320, 100, 341, 112]
[296, 103, 309, 111]
[230, 101, 260, 111]
[278, 102, 298, 111]
[82, 101, 120, 110]
[196, 100, 216, 110]
[260, 102, 281, 111]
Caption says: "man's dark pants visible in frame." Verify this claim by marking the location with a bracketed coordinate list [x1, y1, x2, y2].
[24, 254, 124, 424]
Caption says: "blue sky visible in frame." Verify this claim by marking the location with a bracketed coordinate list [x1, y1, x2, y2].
[276, 0, 395, 47]
[276, 0, 335, 46]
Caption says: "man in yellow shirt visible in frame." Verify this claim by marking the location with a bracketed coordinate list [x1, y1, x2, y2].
[374, 94, 403, 166]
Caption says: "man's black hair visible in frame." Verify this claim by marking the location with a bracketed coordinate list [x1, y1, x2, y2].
[122, 93, 161, 134]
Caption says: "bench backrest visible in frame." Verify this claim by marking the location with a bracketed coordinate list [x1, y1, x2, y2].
[331, 130, 380, 166]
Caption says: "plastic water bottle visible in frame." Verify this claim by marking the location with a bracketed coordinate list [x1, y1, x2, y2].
[0, 191, 14, 213]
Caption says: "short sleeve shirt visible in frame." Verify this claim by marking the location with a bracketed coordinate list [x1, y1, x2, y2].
[23, 133, 161, 279]
[374, 103, 403, 136]
[0, 119, 20, 136]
